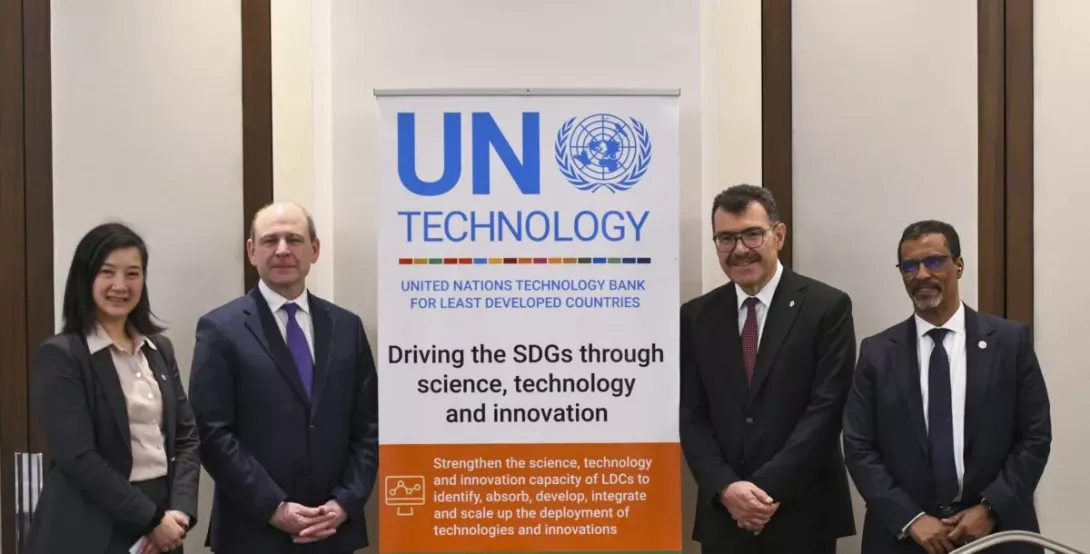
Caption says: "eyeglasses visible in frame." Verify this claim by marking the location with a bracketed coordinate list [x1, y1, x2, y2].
[712, 227, 771, 253]
[896, 255, 951, 275]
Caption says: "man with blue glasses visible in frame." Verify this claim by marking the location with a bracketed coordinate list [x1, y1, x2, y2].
[843, 220, 1052, 554]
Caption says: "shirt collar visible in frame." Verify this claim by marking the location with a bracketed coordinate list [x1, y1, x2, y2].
[258, 278, 310, 315]
[914, 301, 966, 338]
[735, 260, 784, 310]
[85, 322, 156, 354]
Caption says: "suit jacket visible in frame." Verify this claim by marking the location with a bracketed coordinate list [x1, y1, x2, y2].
[842, 306, 1052, 554]
[679, 267, 857, 550]
[25, 332, 200, 554]
[189, 287, 378, 554]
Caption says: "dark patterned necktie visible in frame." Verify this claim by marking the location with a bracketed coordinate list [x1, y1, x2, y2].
[741, 297, 759, 385]
[284, 302, 313, 397]
[926, 327, 958, 503]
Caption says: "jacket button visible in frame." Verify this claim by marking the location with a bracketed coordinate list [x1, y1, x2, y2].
[745, 417, 754, 424]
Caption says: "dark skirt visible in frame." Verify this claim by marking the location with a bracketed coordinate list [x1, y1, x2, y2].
[105, 477, 181, 554]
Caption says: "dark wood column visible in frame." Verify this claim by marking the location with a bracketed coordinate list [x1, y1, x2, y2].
[762, 0, 793, 267]
[242, 0, 274, 290]
[0, 0, 54, 550]
[978, 0, 1034, 327]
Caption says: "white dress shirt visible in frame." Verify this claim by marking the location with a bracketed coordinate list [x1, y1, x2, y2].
[735, 260, 784, 343]
[901, 302, 968, 536]
[258, 279, 315, 361]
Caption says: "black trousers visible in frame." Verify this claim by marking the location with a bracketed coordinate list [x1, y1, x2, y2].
[702, 539, 838, 554]
[105, 477, 179, 554]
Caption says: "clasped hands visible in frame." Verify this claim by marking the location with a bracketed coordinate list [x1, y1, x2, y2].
[908, 505, 995, 554]
[270, 500, 348, 544]
[139, 510, 190, 554]
[720, 481, 780, 535]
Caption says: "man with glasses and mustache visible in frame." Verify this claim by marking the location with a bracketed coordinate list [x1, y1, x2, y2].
[843, 220, 1051, 554]
[680, 184, 858, 554]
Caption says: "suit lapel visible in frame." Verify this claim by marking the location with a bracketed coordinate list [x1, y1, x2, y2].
[308, 296, 335, 415]
[963, 307, 995, 448]
[243, 288, 311, 406]
[890, 318, 929, 453]
[143, 341, 175, 456]
[702, 286, 748, 401]
[89, 349, 131, 447]
[747, 270, 804, 402]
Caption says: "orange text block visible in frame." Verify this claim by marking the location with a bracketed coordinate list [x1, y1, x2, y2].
[378, 442, 681, 552]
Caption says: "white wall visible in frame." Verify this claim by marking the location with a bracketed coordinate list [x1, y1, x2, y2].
[271, 0, 314, 210]
[704, 0, 764, 293]
[1033, 0, 1090, 548]
[791, 1, 979, 552]
[51, 1, 244, 551]
[271, 0, 330, 297]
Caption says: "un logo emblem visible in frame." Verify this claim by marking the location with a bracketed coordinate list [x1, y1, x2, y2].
[554, 113, 652, 193]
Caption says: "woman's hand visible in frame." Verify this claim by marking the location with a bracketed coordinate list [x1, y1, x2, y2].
[139, 537, 159, 554]
[146, 511, 188, 552]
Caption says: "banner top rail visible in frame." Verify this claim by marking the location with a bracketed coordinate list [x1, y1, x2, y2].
[372, 87, 681, 97]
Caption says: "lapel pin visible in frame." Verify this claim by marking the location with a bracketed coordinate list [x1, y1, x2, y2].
[978, 341, 987, 349]
[160, 374, 167, 380]
[789, 300, 795, 307]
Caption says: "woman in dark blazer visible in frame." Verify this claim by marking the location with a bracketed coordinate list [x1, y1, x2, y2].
[26, 222, 200, 554]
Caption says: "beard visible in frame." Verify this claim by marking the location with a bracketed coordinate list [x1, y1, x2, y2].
[913, 292, 942, 311]
[911, 283, 943, 311]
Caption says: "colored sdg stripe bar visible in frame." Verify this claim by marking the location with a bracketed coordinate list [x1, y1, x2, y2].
[397, 257, 652, 265]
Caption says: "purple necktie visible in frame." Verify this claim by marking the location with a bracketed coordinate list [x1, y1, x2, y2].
[283, 302, 313, 397]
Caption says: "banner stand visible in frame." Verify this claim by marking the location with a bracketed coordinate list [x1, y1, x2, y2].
[374, 87, 681, 554]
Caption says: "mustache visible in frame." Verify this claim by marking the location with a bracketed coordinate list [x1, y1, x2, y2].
[911, 281, 942, 294]
[728, 252, 761, 266]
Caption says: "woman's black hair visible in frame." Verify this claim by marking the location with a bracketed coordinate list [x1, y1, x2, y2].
[61, 222, 165, 336]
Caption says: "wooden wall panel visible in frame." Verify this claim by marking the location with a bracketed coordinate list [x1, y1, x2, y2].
[1004, 0, 1034, 327]
[977, 0, 1034, 326]
[242, 0, 274, 291]
[0, 0, 53, 550]
[762, 0, 793, 267]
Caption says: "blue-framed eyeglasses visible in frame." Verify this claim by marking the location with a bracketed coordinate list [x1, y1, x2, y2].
[897, 255, 951, 274]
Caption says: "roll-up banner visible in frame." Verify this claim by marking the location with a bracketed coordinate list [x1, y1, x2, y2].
[376, 88, 681, 554]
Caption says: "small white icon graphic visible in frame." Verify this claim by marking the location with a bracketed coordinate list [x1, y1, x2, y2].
[385, 475, 425, 516]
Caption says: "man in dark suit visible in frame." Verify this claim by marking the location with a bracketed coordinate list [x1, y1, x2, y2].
[680, 184, 857, 554]
[189, 202, 378, 554]
[842, 220, 1051, 554]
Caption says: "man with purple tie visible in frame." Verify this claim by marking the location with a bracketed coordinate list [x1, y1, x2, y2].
[189, 202, 378, 554]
